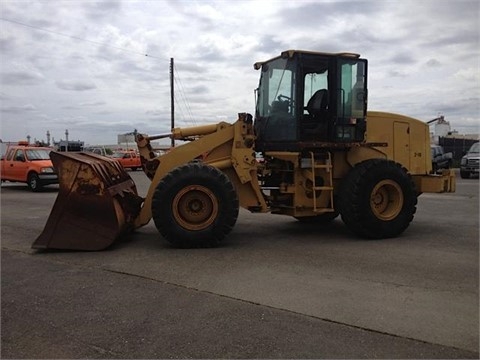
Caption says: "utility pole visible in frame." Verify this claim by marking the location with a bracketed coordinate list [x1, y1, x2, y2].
[170, 57, 175, 148]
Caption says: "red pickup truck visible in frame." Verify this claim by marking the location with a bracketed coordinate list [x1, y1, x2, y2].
[111, 150, 142, 171]
[1, 142, 58, 191]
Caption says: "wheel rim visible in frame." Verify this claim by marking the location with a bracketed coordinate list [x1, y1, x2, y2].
[30, 176, 37, 189]
[370, 180, 403, 221]
[172, 185, 218, 231]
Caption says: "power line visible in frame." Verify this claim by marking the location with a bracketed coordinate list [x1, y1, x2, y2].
[174, 66, 197, 126]
[173, 84, 196, 127]
[0, 17, 167, 60]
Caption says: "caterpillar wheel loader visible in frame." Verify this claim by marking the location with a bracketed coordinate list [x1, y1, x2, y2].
[33, 50, 455, 251]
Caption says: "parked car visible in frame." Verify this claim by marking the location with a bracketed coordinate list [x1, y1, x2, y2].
[0, 142, 58, 191]
[460, 142, 479, 179]
[84, 146, 110, 157]
[430, 145, 452, 173]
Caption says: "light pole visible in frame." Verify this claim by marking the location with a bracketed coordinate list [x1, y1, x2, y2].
[65, 129, 69, 152]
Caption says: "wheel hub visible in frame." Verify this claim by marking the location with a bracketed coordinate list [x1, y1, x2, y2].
[173, 185, 218, 231]
[370, 180, 403, 221]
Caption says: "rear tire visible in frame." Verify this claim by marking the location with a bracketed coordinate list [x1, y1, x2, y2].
[339, 159, 417, 239]
[152, 162, 239, 248]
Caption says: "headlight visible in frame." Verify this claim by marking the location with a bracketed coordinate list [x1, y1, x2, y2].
[460, 158, 467, 165]
[41, 167, 54, 173]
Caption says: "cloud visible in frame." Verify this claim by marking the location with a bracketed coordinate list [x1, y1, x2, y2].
[454, 68, 480, 83]
[79, 101, 106, 107]
[277, 1, 383, 27]
[1, 104, 37, 113]
[390, 53, 417, 65]
[1, 70, 44, 85]
[55, 80, 97, 91]
[145, 109, 165, 117]
[425, 59, 441, 68]
[0, 36, 16, 52]
[81, 1, 123, 20]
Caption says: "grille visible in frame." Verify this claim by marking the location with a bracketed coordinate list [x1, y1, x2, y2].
[467, 158, 479, 166]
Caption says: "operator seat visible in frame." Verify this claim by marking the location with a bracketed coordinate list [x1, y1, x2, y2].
[303, 89, 329, 140]
[306, 89, 328, 116]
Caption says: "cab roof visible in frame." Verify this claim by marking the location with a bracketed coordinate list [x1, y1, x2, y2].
[253, 49, 361, 70]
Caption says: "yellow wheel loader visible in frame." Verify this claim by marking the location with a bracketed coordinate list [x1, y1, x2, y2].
[33, 50, 455, 250]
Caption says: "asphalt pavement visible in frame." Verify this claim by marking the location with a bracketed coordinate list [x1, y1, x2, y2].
[1, 170, 479, 359]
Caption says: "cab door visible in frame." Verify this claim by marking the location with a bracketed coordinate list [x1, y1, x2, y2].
[10, 149, 28, 181]
[124, 153, 133, 167]
[334, 58, 368, 142]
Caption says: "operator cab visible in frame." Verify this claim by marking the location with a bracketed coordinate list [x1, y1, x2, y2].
[254, 50, 368, 152]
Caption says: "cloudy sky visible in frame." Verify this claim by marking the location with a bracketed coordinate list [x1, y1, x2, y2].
[0, 0, 479, 146]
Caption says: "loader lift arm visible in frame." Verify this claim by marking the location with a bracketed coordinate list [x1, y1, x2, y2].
[133, 112, 268, 247]
[138, 113, 267, 221]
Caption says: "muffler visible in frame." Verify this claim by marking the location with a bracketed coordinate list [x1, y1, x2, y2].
[33, 151, 144, 251]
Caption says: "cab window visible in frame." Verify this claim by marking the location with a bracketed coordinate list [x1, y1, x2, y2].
[304, 71, 328, 111]
[6, 149, 14, 161]
[25, 149, 51, 160]
[338, 60, 366, 119]
[14, 149, 25, 162]
[256, 57, 297, 141]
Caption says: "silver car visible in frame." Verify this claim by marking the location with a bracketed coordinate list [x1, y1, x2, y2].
[460, 142, 479, 179]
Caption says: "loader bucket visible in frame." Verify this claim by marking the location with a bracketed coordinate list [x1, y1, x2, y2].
[33, 151, 144, 251]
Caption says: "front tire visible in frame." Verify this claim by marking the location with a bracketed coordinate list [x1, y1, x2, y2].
[339, 159, 417, 239]
[460, 170, 470, 179]
[27, 173, 42, 192]
[152, 162, 239, 248]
